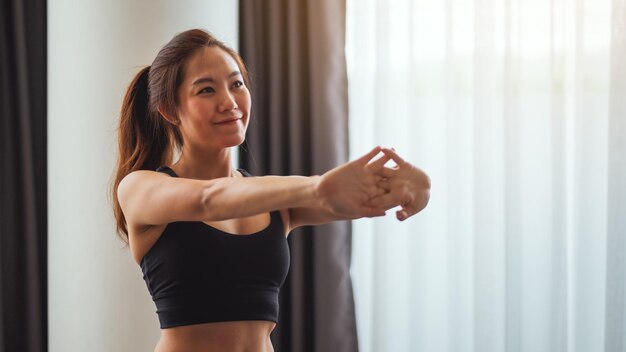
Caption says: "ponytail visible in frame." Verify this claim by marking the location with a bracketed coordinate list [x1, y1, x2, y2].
[110, 29, 251, 242]
[111, 66, 174, 241]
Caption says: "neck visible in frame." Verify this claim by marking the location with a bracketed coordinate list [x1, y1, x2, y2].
[172, 144, 237, 180]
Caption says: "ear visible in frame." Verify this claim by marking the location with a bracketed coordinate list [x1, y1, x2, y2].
[157, 106, 179, 125]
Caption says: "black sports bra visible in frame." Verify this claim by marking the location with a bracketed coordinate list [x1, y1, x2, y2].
[140, 166, 291, 328]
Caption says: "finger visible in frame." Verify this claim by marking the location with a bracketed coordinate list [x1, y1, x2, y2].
[374, 166, 396, 179]
[359, 206, 386, 218]
[366, 193, 396, 209]
[376, 179, 391, 192]
[381, 148, 407, 167]
[396, 209, 409, 221]
[354, 146, 382, 165]
[365, 184, 387, 198]
[366, 152, 392, 173]
[397, 204, 419, 221]
[373, 184, 388, 197]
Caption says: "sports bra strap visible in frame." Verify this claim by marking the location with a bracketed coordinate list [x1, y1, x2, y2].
[155, 166, 252, 178]
[238, 168, 253, 177]
[155, 166, 178, 177]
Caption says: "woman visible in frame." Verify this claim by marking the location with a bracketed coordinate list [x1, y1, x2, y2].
[111, 29, 430, 352]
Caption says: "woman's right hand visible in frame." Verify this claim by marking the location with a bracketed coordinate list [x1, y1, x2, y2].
[316, 146, 391, 219]
[367, 148, 431, 221]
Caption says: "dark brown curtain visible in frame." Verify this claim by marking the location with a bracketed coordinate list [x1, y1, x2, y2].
[0, 0, 48, 351]
[238, 1, 358, 351]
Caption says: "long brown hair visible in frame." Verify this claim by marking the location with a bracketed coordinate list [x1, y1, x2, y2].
[111, 29, 251, 242]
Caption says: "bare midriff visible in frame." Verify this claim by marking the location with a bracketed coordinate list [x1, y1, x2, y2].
[154, 320, 276, 352]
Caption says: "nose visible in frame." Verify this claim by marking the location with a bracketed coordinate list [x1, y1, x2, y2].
[218, 90, 238, 112]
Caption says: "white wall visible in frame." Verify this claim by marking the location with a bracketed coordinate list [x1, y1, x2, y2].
[48, 1, 238, 351]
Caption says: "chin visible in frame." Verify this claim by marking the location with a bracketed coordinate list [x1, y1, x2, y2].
[224, 136, 246, 148]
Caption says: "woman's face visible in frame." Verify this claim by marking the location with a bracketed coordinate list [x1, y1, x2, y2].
[175, 46, 251, 151]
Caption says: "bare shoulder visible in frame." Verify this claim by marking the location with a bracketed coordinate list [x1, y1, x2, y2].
[117, 170, 170, 214]
[117, 169, 210, 228]
[118, 170, 167, 197]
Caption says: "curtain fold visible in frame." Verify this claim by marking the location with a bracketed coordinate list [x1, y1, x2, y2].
[605, 0, 626, 350]
[239, 1, 358, 351]
[346, 0, 626, 351]
[0, 0, 47, 351]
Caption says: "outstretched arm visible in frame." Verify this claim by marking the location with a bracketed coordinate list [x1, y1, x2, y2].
[286, 148, 431, 233]
[118, 147, 388, 229]
[286, 150, 393, 232]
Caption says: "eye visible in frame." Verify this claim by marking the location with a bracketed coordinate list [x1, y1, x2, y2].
[198, 86, 215, 94]
[232, 80, 244, 88]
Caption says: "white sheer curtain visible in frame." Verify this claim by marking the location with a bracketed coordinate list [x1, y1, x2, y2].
[346, 0, 626, 351]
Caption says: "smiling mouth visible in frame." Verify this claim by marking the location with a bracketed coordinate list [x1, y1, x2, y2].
[214, 118, 241, 125]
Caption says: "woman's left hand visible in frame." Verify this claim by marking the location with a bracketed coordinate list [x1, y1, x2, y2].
[366, 148, 431, 221]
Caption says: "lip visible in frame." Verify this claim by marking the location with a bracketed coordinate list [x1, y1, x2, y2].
[214, 117, 242, 125]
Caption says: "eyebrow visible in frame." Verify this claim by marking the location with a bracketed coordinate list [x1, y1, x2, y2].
[192, 71, 242, 85]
